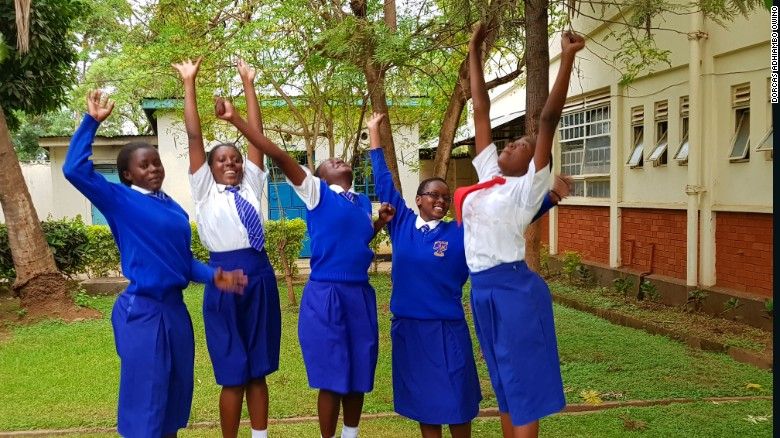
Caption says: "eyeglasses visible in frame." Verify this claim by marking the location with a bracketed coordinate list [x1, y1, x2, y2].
[420, 192, 452, 203]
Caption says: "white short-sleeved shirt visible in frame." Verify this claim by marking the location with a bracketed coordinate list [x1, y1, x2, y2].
[415, 216, 441, 231]
[286, 165, 358, 210]
[189, 160, 267, 252]
[462, 143, 551, 273]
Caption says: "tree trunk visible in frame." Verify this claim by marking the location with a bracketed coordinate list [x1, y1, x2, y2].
[363, 62, 403, 193]
[277, 238, 297, 307]
[523, 0, 550, 273]
[432, 58, 471, 179]
[0, 106, 71, 308]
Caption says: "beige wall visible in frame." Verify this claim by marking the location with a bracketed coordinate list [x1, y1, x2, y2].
[0, 163, 54, 223]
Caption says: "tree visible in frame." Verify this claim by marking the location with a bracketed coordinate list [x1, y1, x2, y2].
[0, 0, 87, 310]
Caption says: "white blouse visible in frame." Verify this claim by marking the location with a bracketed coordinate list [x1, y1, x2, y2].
[286, 165, 359, 210]
[462, 143, 551, 273]
[189, 160, 267, 252]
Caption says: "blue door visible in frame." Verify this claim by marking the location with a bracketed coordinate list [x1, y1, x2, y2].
[91, 166, 120, 225]
[266, 153, 311, 257]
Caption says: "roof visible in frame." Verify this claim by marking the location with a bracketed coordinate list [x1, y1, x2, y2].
[419, 109, 526, 151]
[39, 135, 158, 149]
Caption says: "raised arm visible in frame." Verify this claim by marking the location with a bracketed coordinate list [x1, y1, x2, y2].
[468, 22, 492, 156]
[534, 32, 585, 170]
[367, 112, 410, 233]
[215, 98, 306, 185]
[531, 175, 573, 222]
[172, 57, 206, 174]
[63, 91, 117, 206]
[237, 59, 265, 170]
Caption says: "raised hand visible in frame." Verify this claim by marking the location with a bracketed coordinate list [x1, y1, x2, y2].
[86, 90, 115, 123]
[469, 21, 487, 49]
[366, 112, 385, 131]
[215, 97, 238, 122]
[171, 57, 203, 82]
[236, 58, 256, 83]
[213, 267, 248, 294]
[552, 174, 574, 203]
[378, 202, 396, 224]
[561, 31, 585, 55]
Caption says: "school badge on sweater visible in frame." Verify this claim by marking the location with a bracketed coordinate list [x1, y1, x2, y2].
[433, 241, 448, 257]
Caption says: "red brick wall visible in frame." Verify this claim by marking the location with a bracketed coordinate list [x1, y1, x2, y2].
[620, 208, 687, 280]
[715, 212, 773, 298]
[538, 214, 550, 245]
[557, 206, 609, 264]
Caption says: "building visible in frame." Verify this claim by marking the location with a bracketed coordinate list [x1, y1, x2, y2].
[421, 6, 772, 318]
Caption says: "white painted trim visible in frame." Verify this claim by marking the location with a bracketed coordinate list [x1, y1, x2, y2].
[711, 204, 773, 214]
[618, 202, 687, 210]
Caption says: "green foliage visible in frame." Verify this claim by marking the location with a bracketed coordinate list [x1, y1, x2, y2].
[540, 244, 551, 276]
[10, 110, 75, 161]
[721, 297, 743, 316]
[83, 225, 120, 277]
[561, 251, 582, 282]
[613, 276, 635, 300]
[189, 222, 209, 263]
[685, 289, 709, 313]
[0, 0, 89, 128]
[639, 279, 661, 302]
[368, 225, 390, 274]
[763, 298, 773, 318]
[39, 216, 90, 278]
[265, 218, 307, 277]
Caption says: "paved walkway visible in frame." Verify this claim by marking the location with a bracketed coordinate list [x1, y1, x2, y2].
[0, 396, 771, 436]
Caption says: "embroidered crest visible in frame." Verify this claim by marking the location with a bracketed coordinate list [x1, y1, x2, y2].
[433, 240, 448, 257]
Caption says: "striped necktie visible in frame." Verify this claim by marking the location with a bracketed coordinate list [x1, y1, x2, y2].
[148, 191, 170, 201]
[420, 224, 431, 234]
[341, 191, 356, 204]
[225, 186, 265, 252]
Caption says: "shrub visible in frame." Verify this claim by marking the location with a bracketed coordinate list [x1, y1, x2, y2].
[190, 223, 209, 263]
[613, 276, 634, 300]
[685, 289, 709, 313]
[265, 218, 307, 307]
[0, 217, 90, 282]
[368, 225, 390, 274]
[83, 225, 120, 277]
[561, 251, 582, 282]
[639, 279, 661, 302]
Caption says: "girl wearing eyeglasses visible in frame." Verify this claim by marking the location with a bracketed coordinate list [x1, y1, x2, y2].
[366, 112, 569, 438]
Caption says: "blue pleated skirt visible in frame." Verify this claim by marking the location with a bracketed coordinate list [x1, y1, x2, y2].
[470, 261, 566, 426]
[112, 291, 194, 437]
[391, 317, 482, 425]
[298, 280, 378, 394]
[203, 247, 281, 386]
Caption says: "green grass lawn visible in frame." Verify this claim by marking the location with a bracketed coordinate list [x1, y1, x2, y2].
[0, 274, 773, 432]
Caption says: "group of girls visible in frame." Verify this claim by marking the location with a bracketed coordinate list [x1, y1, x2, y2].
[63, 21, 584, 438]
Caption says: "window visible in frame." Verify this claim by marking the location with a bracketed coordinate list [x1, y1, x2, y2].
[627, 106, 644, 168]
[267, 149, 308, 182]
[648, 100, 668, 166]
[729, 84, 750, 162]
[352, 151, 378, 201]
[558, 91, 611, 198]
[756, 127, 773, 152]
[673, 96, 689, 165]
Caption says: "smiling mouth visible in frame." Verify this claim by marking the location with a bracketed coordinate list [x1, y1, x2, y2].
[224, 170, 237, 177]
[433, 205, 445, 213]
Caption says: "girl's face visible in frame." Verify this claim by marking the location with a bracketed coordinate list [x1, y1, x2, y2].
[210, 145, 244, 186]
[124, 147, 165, 192]
[498, 137, 535, 177]
[316, 158, 353, 184]
[416, 180, 451, 221]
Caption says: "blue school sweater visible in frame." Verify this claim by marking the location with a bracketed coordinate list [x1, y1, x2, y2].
[306, 179, 375, 283]
[370, 149, 556, 320]
[63, 114, 215, 301]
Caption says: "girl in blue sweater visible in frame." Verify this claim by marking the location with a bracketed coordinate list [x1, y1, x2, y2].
[214, 98, 394, 438]
[172, 57, 281, 438]
[63, 90, 247, 438]
[365, 113, 569, 438]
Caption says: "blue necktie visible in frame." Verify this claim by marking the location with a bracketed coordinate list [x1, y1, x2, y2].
[341, 191, 356, 204]
[148, 191, 170, 201]
[420, 224, 431, 234]
[226, 186, 265, 252]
